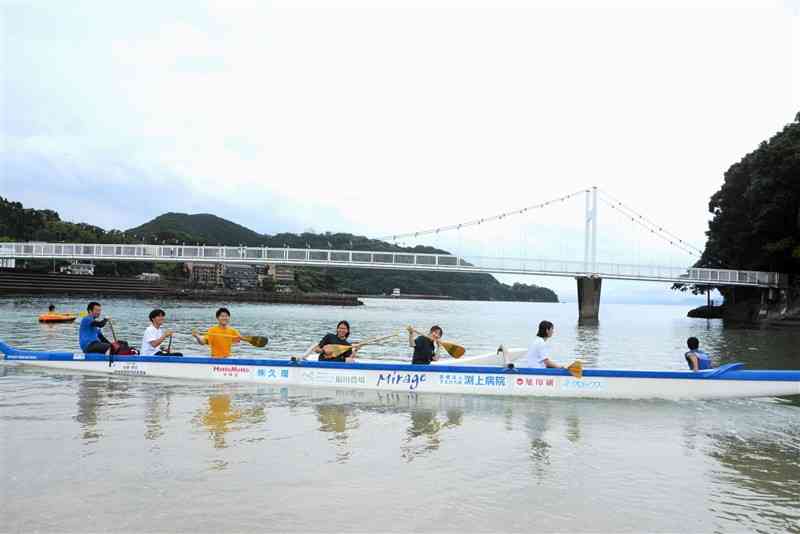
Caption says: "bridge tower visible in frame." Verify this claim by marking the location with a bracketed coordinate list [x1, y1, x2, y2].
[577, 186, 602, 322]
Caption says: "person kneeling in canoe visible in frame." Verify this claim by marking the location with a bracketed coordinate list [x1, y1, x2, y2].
[140, 309, 177, 356]
[523, 320, 565, 369]
[79, 301, 112, 354]
[312, 320, 359, 363]
[407, 325, 442, 364]
[192, 307, 241, 359]
[685, 337, 711, 371]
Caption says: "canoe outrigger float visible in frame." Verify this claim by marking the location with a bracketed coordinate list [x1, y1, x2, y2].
[1, 340, 798, 400]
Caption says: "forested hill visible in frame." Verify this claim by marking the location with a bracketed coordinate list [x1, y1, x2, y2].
[696, 112, 800, 276]
[0, 199, 559, 302]
[128, 213, 264, 246]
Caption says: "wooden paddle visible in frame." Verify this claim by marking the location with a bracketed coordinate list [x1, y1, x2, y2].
[566, 360, 583, 379]
[189, 330, 269, 348]
[409, 327, 466, 358]
[324, 333, 399, 358]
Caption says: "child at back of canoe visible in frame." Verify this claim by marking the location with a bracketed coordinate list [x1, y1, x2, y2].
[685, 337, 711, 371]
[192, 307, 241, 358]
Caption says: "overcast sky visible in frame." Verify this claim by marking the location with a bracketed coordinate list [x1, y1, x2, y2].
[2, 0, 798, 303]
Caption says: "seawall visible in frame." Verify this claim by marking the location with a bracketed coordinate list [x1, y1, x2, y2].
[0, 270, 363, 306]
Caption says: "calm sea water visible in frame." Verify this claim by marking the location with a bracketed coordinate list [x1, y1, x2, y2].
[1, 296, 798, 533]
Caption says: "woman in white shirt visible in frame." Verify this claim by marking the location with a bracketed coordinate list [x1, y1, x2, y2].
[525, 320, 564, 368]
[141, 309, 174, 356]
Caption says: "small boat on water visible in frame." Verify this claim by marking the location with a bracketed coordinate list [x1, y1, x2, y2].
[2, 340, 798, 400]
[37, 313, 78, 323]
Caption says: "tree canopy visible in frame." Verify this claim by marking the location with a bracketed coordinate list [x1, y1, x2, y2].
[697, 112, 800, 277]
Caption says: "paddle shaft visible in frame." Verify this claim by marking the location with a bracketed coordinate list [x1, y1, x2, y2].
[323, 333, 399, 358]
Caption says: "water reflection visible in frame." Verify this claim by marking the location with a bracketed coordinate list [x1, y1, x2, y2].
[199, 394, 242, 449]
[401, 400, 463, 462]
[316, 403, 358, 463]
[143, 386, 172, 441]
[574, 323, 600, 367]
[708, 431, 800, 532]
[75, 376, 103, 442]
[525, 406, 552, 470]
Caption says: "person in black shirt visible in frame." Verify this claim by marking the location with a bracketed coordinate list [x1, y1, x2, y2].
[408, 325, 443, 365]
[312, 320, 359, 362]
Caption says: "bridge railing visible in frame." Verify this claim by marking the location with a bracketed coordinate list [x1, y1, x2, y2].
[0, 242, 786, 287]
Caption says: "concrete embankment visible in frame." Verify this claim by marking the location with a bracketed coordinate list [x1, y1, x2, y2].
[0, 270, 363, 306]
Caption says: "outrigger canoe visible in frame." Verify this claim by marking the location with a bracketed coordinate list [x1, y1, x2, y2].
[1, 340, 798, 400]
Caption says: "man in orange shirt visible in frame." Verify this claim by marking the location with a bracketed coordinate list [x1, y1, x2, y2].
[192, 307, 241, 358]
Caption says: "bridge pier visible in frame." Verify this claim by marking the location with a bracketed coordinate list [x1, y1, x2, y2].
[576, 276, 602, 323]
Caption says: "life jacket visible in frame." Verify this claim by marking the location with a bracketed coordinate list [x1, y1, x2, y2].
[685, 349, 711, 370]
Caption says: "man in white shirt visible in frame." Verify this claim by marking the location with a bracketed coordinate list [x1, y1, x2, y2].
[141, 309, 174, 356]
[525, 320, 564, 368]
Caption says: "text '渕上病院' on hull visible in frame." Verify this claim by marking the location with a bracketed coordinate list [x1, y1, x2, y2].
[1, 340, 799, 400]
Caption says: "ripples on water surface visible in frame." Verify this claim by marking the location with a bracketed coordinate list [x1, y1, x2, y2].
[1, 297, 798, 532]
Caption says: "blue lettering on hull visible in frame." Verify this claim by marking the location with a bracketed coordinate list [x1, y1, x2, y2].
[376, 372, 426, 391]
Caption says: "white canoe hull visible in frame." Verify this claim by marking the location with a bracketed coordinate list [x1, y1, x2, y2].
[2, 342, 799, 400]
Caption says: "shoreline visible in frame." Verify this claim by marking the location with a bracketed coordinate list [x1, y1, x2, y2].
[0, 271, 363, 306]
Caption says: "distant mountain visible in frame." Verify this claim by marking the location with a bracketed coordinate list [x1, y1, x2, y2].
[126, 213, 264, 246]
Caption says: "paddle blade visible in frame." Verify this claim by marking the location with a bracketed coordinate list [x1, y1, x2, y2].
[326, 344, 353, 358]
[567, 360, 583, 379]
[242, 335, 268, 348]
[440, 341, 465, 358]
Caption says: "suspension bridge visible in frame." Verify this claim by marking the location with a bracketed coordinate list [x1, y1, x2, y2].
[0, 187, 787, 320]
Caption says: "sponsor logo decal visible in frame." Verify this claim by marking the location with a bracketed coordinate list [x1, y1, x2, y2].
[376, 372, 426, 390]
[561, 378, 606, 390]
[440, 374, 506, 387]
[73, 353, 85, 360]
[112, 362, 146, 376]
[515, 377, 556, 388]
[302, 370, 336, 384]
[256, 367, 290, 380]
[301, 370, 366, 385]
[212, 365, 251, 378]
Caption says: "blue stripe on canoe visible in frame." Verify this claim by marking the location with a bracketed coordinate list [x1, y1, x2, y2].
[2, 340, 799, 382]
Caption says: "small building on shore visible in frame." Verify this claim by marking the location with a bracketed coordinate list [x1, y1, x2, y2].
[223, 264, 259, 290]
[186, 262, 224, 287]
[60, 262, 94, 276]
[264, 264, 295, 291]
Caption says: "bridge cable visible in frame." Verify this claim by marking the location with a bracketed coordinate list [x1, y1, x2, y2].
[597, 189, 704, 255]
[380, 189, 587, 242]
[597, 195, 700, 257]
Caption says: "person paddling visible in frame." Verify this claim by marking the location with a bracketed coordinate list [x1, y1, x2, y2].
[523, 320, 565, 369]
[685, 337, 711, 371]
[192, 307, 241, 359]
[140, 309, 175, 356]
[407, 325, 443, 365]
[78, 301, 112, 354]
[312, 320, 359, 363]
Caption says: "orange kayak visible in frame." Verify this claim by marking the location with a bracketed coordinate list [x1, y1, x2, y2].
[38, 313, 78, 323]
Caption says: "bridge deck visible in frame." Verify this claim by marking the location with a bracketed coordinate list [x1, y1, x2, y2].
[0, 242, 786, 288]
